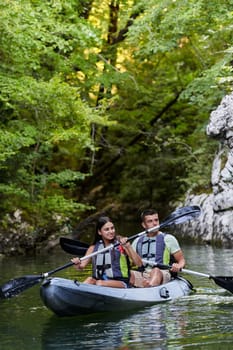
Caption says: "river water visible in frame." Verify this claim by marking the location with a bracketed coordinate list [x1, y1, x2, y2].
[0, 243, 233, 350]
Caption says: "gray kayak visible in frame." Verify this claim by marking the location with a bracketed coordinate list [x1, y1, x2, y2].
[40, 276, 193, 317]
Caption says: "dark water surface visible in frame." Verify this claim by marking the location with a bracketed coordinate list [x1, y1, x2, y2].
[0, 244, 233, 350]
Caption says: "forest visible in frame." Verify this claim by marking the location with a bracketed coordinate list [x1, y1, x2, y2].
[0, 0, 232, 252]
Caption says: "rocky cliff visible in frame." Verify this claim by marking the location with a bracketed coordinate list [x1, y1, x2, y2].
[179, 93, 233, 247]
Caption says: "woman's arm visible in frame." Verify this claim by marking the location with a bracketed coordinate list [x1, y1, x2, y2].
[71, 245, 94, 270]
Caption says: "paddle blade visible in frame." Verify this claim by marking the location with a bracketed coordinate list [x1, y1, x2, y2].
[210, 276, 233, 294]
[0, 275, 43, 299]
[160, 205, 201, 228]
[60, 237, 89, 256]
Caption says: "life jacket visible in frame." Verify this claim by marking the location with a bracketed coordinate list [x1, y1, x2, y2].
[136, 232, 171, 265]
[92, 240, 130, 283]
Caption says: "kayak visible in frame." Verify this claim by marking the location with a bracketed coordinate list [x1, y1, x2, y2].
[40, 276, 193, 317]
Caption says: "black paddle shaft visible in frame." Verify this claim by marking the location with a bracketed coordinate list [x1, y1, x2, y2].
[0, 262, 75, 299]
[142, 260, 233, 295]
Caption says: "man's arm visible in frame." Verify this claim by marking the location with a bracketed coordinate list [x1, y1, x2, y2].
[171, 249, 185, 272]
[165, 234, 186, 273]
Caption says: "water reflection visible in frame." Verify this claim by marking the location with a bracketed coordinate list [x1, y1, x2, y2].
[41, 306, 170, 350]
[172, 292, 233, 349]
[41, 292, 233, 350]
[183, 244, 233, 276]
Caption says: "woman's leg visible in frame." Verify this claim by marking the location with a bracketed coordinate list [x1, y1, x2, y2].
[83, 276, 97, 284]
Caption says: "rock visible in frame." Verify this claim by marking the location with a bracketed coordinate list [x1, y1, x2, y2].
[180, 93, 233, 247]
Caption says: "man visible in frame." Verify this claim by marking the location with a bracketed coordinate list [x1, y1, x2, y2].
[130, 209, 185, 287]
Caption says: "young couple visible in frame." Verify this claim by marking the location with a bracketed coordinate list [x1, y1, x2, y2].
[72, 209, 185, 289]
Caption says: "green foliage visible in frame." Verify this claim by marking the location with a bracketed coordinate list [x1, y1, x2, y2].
[37, 195, 94, 218]
[0, 0, 102, 77]
[0, 126, 36, 164]
[0, 73, 105, 221]
[126, 0, 233, 106]
[1, 0, 233, 246]
[93, 0, 233, 214]
[0, 0, 108, 229]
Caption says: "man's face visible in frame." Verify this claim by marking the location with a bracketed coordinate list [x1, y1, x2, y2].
[142, 214, 159, 234]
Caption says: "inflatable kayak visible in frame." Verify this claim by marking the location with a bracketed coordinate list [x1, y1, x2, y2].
[40, 276, 193, 317]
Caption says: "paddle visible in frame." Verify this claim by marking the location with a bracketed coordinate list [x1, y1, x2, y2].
[0, 205, 201, 299]
[60, 205, 201, 256]
[142, 259, 233, 294]
[60, 237, 89, 256]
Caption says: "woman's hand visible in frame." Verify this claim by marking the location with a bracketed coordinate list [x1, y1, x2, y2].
[119, 236, 130, 247]
[71, 257, 81, 264]
[71, 257, 82, 270]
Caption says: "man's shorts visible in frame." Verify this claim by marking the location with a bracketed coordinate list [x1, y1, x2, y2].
[131, 269, 171, 288]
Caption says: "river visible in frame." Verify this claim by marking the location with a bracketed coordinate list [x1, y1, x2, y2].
[0, 243, 233, 350]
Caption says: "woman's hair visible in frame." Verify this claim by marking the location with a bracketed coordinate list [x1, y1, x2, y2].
[92, 216, 114, 244]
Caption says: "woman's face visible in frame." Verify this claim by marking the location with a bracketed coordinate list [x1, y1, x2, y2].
[98, 221, 115, 241]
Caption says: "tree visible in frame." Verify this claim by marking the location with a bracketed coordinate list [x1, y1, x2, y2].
[0, 0, 109, 230]
[1, 0, 233, 245]
[78, 0, 231, 215]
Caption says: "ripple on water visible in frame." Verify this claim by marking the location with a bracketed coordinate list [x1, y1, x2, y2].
[163, 290, 233, 350]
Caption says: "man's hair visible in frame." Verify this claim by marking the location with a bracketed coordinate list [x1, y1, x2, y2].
[140, 209, 158, 221]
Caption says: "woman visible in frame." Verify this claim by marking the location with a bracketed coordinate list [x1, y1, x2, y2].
[72, 216, 142, 288]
